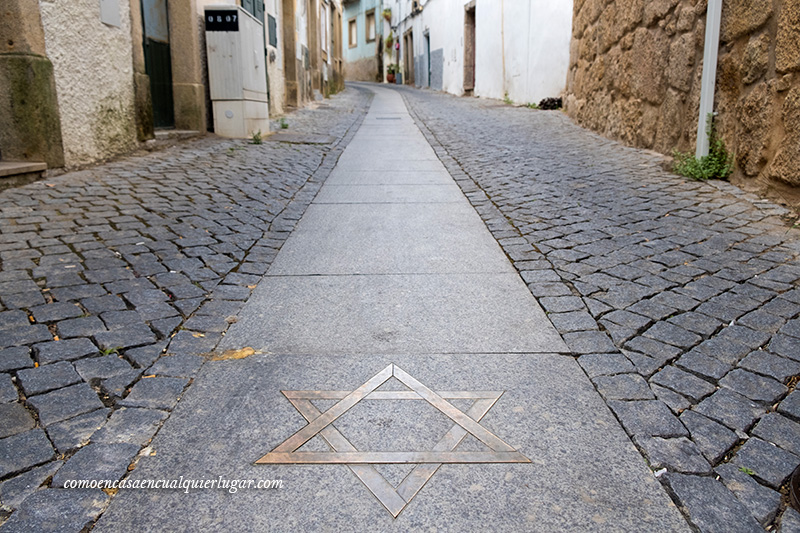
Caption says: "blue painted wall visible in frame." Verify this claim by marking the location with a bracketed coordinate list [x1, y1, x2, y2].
[343, 0, 384, 63]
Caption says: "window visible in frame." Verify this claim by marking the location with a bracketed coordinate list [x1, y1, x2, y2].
[348, 18, 357, 48]
[268, 14, 277, 48]
[365, 10, 376, 42]
[321, 3, 328, 53]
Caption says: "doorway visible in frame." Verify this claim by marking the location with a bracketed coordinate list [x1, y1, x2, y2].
[463, 3, 476, 95]
[403, 29, 414, 86]
[142, 0, 174, 128]
[424, 32, 431, 88]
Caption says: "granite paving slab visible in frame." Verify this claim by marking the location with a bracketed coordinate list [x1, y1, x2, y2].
[94, 354, 689, 532]
[313, 184, 464, 204]
[267, 203, 516, 275]
[221, 273, 566, 355]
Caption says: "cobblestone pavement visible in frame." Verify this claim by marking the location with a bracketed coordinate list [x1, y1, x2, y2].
[0, 88, 371, 530]
[397, 85, 800, 532]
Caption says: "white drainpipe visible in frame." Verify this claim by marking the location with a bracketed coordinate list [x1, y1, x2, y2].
[696, 0, 723, 158]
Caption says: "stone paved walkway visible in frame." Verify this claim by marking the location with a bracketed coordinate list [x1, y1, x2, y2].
[397, 84, 800, 532]
[0, 81, 799, 531]
[89, 85, 688, 532]
[0, 88, 371, 529]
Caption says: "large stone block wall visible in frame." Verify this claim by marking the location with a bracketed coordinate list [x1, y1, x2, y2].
[0, 0, 64, 167]
[565, 0, 800, 191]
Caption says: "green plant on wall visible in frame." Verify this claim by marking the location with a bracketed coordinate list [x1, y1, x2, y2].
[672, 113, 733, 181]
[385, 32, 394, 53]
[382, 8, 391, 21]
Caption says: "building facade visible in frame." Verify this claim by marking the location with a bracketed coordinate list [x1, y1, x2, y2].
[343, 0, 384, 81]
[0, 0, 342, 176]
[281, 0, 344, 106]
[384, 0, 573, 104]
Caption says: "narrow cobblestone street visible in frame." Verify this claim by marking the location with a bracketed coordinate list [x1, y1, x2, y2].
[0, 87, 372, 530]
[1, 83, 800, 531]
[399, 85, 800, 531]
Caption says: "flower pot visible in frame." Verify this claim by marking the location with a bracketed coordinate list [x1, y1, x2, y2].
[387, 73, 395, 83]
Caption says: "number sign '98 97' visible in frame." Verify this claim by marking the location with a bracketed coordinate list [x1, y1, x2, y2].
[205, 10, 239, 32]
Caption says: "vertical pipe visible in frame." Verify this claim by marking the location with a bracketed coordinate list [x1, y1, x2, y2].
[696, 0, 723, 158]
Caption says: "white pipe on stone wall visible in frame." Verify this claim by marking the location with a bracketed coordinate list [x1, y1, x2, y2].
[696, 0, 723, 158]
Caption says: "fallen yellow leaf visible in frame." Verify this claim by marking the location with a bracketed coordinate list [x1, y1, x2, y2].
[210, 347, 258, 361]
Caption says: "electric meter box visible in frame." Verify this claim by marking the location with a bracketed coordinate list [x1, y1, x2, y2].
[204, 6, 269, 138]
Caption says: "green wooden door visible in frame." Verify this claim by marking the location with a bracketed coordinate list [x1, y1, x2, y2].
[242, 0, 264, 25]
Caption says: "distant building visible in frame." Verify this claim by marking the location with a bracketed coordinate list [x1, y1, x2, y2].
[280, 0, 344, 106]
[384, 0, 573, 104]
[342, 0, 384, 82]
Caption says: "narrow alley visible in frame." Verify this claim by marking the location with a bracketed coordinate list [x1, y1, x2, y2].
[1, 82, 799, 531]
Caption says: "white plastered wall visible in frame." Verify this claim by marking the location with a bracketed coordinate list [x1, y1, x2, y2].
[392, 0, 572, 103]
[39, 0, 138, 167]
[475, 0, 572, 103]
[390, 0, 472, 93]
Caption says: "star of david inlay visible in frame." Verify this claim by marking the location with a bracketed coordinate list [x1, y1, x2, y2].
[256, 364, 530, 517]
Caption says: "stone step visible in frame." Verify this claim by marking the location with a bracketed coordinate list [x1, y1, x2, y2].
[0, 161, 47, 190]
[153, 129, 202, 141]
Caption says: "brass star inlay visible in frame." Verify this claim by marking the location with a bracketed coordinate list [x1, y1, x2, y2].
[256, 364, 529, 517]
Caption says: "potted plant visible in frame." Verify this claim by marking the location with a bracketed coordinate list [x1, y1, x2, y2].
[382, 8, 391, 22]
[386, 64, 397, 84]
[385, 32, 394, 53]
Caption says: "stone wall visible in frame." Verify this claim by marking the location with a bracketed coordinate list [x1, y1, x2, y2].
[0, 0, 64, 167]
[565, 0, 800, 193]
[344, 56, 380, 82]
